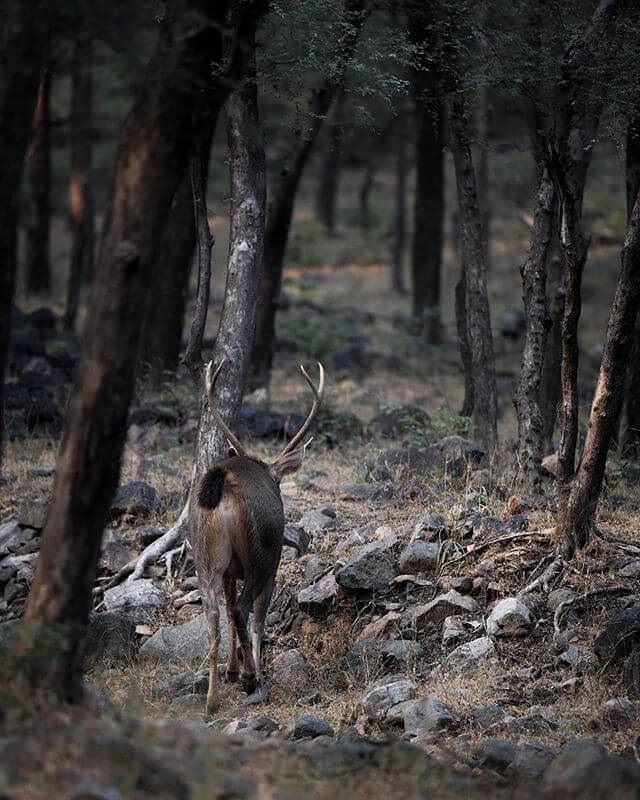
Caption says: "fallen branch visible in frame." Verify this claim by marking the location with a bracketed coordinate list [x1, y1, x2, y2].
[441, 528, 555, 570]
[554, 584, 634, 634]
[519, 555, 564, 596]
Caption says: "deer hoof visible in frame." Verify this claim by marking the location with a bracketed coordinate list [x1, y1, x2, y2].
[240, 672, 256, 694]
[225, 669, 239, 684]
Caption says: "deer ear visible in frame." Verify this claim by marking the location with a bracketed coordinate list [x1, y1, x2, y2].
[272, 447, 305, 480]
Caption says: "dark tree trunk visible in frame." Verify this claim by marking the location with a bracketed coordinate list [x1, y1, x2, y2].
[455, 269, 474, 417]
[558, 194, 640, 556]
[25, 62, 52, 296]
[514, 169, 555, 486]
[411, 88, 444, 343]
[540, 252, 564, 451]
[391, 115, 408, 295]
[448, 92, 498, 450]
[22, 0, 233, 703]
[315, 86, 344, 235]
[621, 115, 640, 454]
[64, 35, 94, 331]
[0, 4, 46, 475]
[195, 44, 266, 476]
[248, 0, 366, 392]
[358, 118, 394, 232]
[476, 82, 491, 271]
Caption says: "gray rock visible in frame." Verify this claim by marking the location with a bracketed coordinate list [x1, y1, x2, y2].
[361, 676, 416, 721]
[291, 714, 334, 740]
[412, 512, 446, 540]
[16, 499, 48, 530]
[84, 612, 137, 666]
[623, 648, 640, 699]
[474, 737, 517, 772]
[99, 537, 136, 574]
[333, 523, 378, 555]
[486, 597, 531, 636]
[369, 405, 430, 439]
[593, 606, 640, 662]
[152, 670, 209, 699]
[543, 739, 640, 799]
[339, 483, 372, 501]
[470, 704, 504, 729]
[272, 649, 310, 692]
[368, 438, 485, 482]
[447, 636, 496, 672]
[169, 694, 205, 714]
[547, 587, 576, 613]
[599, 697, 637, 728]
[335, 548, 394, 592]
[365, 481, 396, 505]
[346, 639, 424, 679]
[619, 559, 640, 578]
[298, 572, 338, 609]
[247, 715, 279, 733]
[103, 579, 168, 620]
[404, 591, 479, 630]
[297, 506, 336, 535]
[0, 520, 34, 558]
[141, 612, 228, 663]
[506, 740, 558, 780]
[110, 481, 159, 518]
[403, 696, 456, 734]
[398, 540, 439, 574]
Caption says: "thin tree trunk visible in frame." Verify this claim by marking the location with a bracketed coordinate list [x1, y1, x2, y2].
[64, 35, 94, 331]
[476, 81, 491, 271]
[22, 0, 233, 703]
[448, 92, 498, 450]
[391, 115, 408, 295]
[455, 269, 474, 417]
[248, 0, 366, 392]
[514, 169, 555, 486]
[358, 118, 394, 232]
[0, 4, 46, 475]
[316, 86, 344, 235]
[540, 252, 564, 451]
[25, 62, 52, 296]
[195, 44, 266, 476]
[558, 193, 640, 555]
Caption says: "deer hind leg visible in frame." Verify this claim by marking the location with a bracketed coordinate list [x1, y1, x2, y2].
[251, 574, 276, 684]
[222, 574, 239, 683]
[202, 578, 221, 715]
[232, 578, 257, 694]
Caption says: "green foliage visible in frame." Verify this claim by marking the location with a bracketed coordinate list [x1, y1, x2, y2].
[375, 402, 473, 447]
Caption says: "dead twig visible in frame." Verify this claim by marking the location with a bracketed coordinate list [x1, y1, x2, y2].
[441, 528, 555, 570]
[553, 584, 634, 634]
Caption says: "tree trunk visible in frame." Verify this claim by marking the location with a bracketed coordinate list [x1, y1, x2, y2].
[315, 86, 344, 235]
[25, 62, 52, 296]
[64, 35, 94, 331]
[390, 115, 408, 295]
[514, 169, 555, 486]
[22, 0, 233, 703]
[411, 86, 444, 343]
[455, 269, 474, 417]
[448, 92, 498, 450]
[248, 0, 366, 392]
[621, 115, 640, 454]
[539, 252, 564, 451]
[558, 193, 640, 555]
[0, 3, 46, 476]
[195, 43, 266, 477]
[476, 81, 491, 272]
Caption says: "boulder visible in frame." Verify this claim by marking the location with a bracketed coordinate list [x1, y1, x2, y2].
[361, 676, 416, 722]
[297, 506, 336, 535]
[506, 740, 558, 780]
[272, 649, 310, 692]
[398, 540, 439, 574]
[623, 648, 640, 699]
[140, 612, 227, 663]
[593, 606, 640, 662]
[542, 739, 640, 799]
[103, 579, 167, 620]
[599, 697, 637, 728]
[298, 572, 338, 610]
[346, 639, 424, 679]
[110, 482, 159, 518]
[369, 405, 430, 439]
[470, 705, 505, 730]
[357, 610, 403, 642]
[335, 548, 394, 593]
[412, 512, 447, 541]
[404, 591, 479, 630]
[83, 612, 137, 666]
[291, 714, 334, 740]
[486, 597, 532, 637]
[403, 696, 456, 734]
[474, 738, 518, 773]
[447, 636, 496, 672]
[0, 520, 37, 558]
[152, 670, 209, 699]
[618, 560, 640, 578]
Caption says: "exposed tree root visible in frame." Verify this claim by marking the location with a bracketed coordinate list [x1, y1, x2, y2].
[441, 528, 554, 570]
[519, 555, 564, 596]
[553, 584, 634, 634]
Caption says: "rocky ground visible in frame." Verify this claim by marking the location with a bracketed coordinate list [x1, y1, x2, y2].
[2, 266, 640, 798]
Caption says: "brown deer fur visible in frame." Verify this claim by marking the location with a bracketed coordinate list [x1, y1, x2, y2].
[191, 360, 324, 713]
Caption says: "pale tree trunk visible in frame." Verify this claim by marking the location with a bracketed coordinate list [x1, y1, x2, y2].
[0, 2, 46, 476]
[390, 114, 408, 295]
[248, 0, 366, 392]
[25, 61, 52, 296]
[22, 0, 233, 703]
[448, 92, 498, 450]
[64, 34, 94, 331]
[514, 169, 555, 486]
[558, 193, 640, 556]
[315, 86, 344, 235]
[195, 44, 266, 478]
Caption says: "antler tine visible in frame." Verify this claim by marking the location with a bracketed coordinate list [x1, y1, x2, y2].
[204, 359, 246, 456]
[280, 362, 325, 457]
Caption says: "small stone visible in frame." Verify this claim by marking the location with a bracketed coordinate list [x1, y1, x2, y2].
[506, 740, 558, 780]
[447, 636, 496, 672]
[366, 481, 396, 504]
[441, 615, 481, 645]
[623, 648, 640, 699]
[168, 694, 205, 714]
[440, 575, 474, 595]
[291, 714, 334, 740]
[297, 506, 336, 534]
[619, 560, 640, 578]
[298, 572, 338, 609]
[593, 606, 640, 662]
[486, 597, 531, 637]
[547, 587, 576, 613]
[403, 696, 456, 734]
[140, 612, 228, 663]
[398, 540, 439, 574]
[404, 591, 479, 631]
[474, 738, 517, 772]
[110, 481, 159, 518]
[335, 547, 394, 593]
[412, 512, 446, 540]
[152, 670, 209, 699]
[247, 714, 279, 733]
[358, 610, 403, 642]
[361, 676, 416, 721]
[599, 697, 637, 728]
[272, 649, 310, 692]
[339, 483, 372, 501]
[470, 704, 504, 729]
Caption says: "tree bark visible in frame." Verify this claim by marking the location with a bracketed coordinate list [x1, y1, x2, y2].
[22, 0, 233, 703]
[195, 43, 266, 477]
[448, 92, 498, 450]
[390, 114, 408, 295]
[25, 62, 52, 296]
[476, 81, 491, 272]
[64, 34, 94, 331]
[315, 86, 344, 235]
[514, 169, 555, 486]
[455, 269, 474, 417]
[0, 3, 47, 476]
[539, 252, 564, 451]
[558, 193, 640, 556]
[248, 0, 366, 392]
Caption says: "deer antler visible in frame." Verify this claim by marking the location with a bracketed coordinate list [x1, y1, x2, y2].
[204, 359, 246, 457]
[279, 362, 325, 457]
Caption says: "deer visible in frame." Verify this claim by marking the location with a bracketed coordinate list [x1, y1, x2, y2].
[189, 358, 325, 714]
